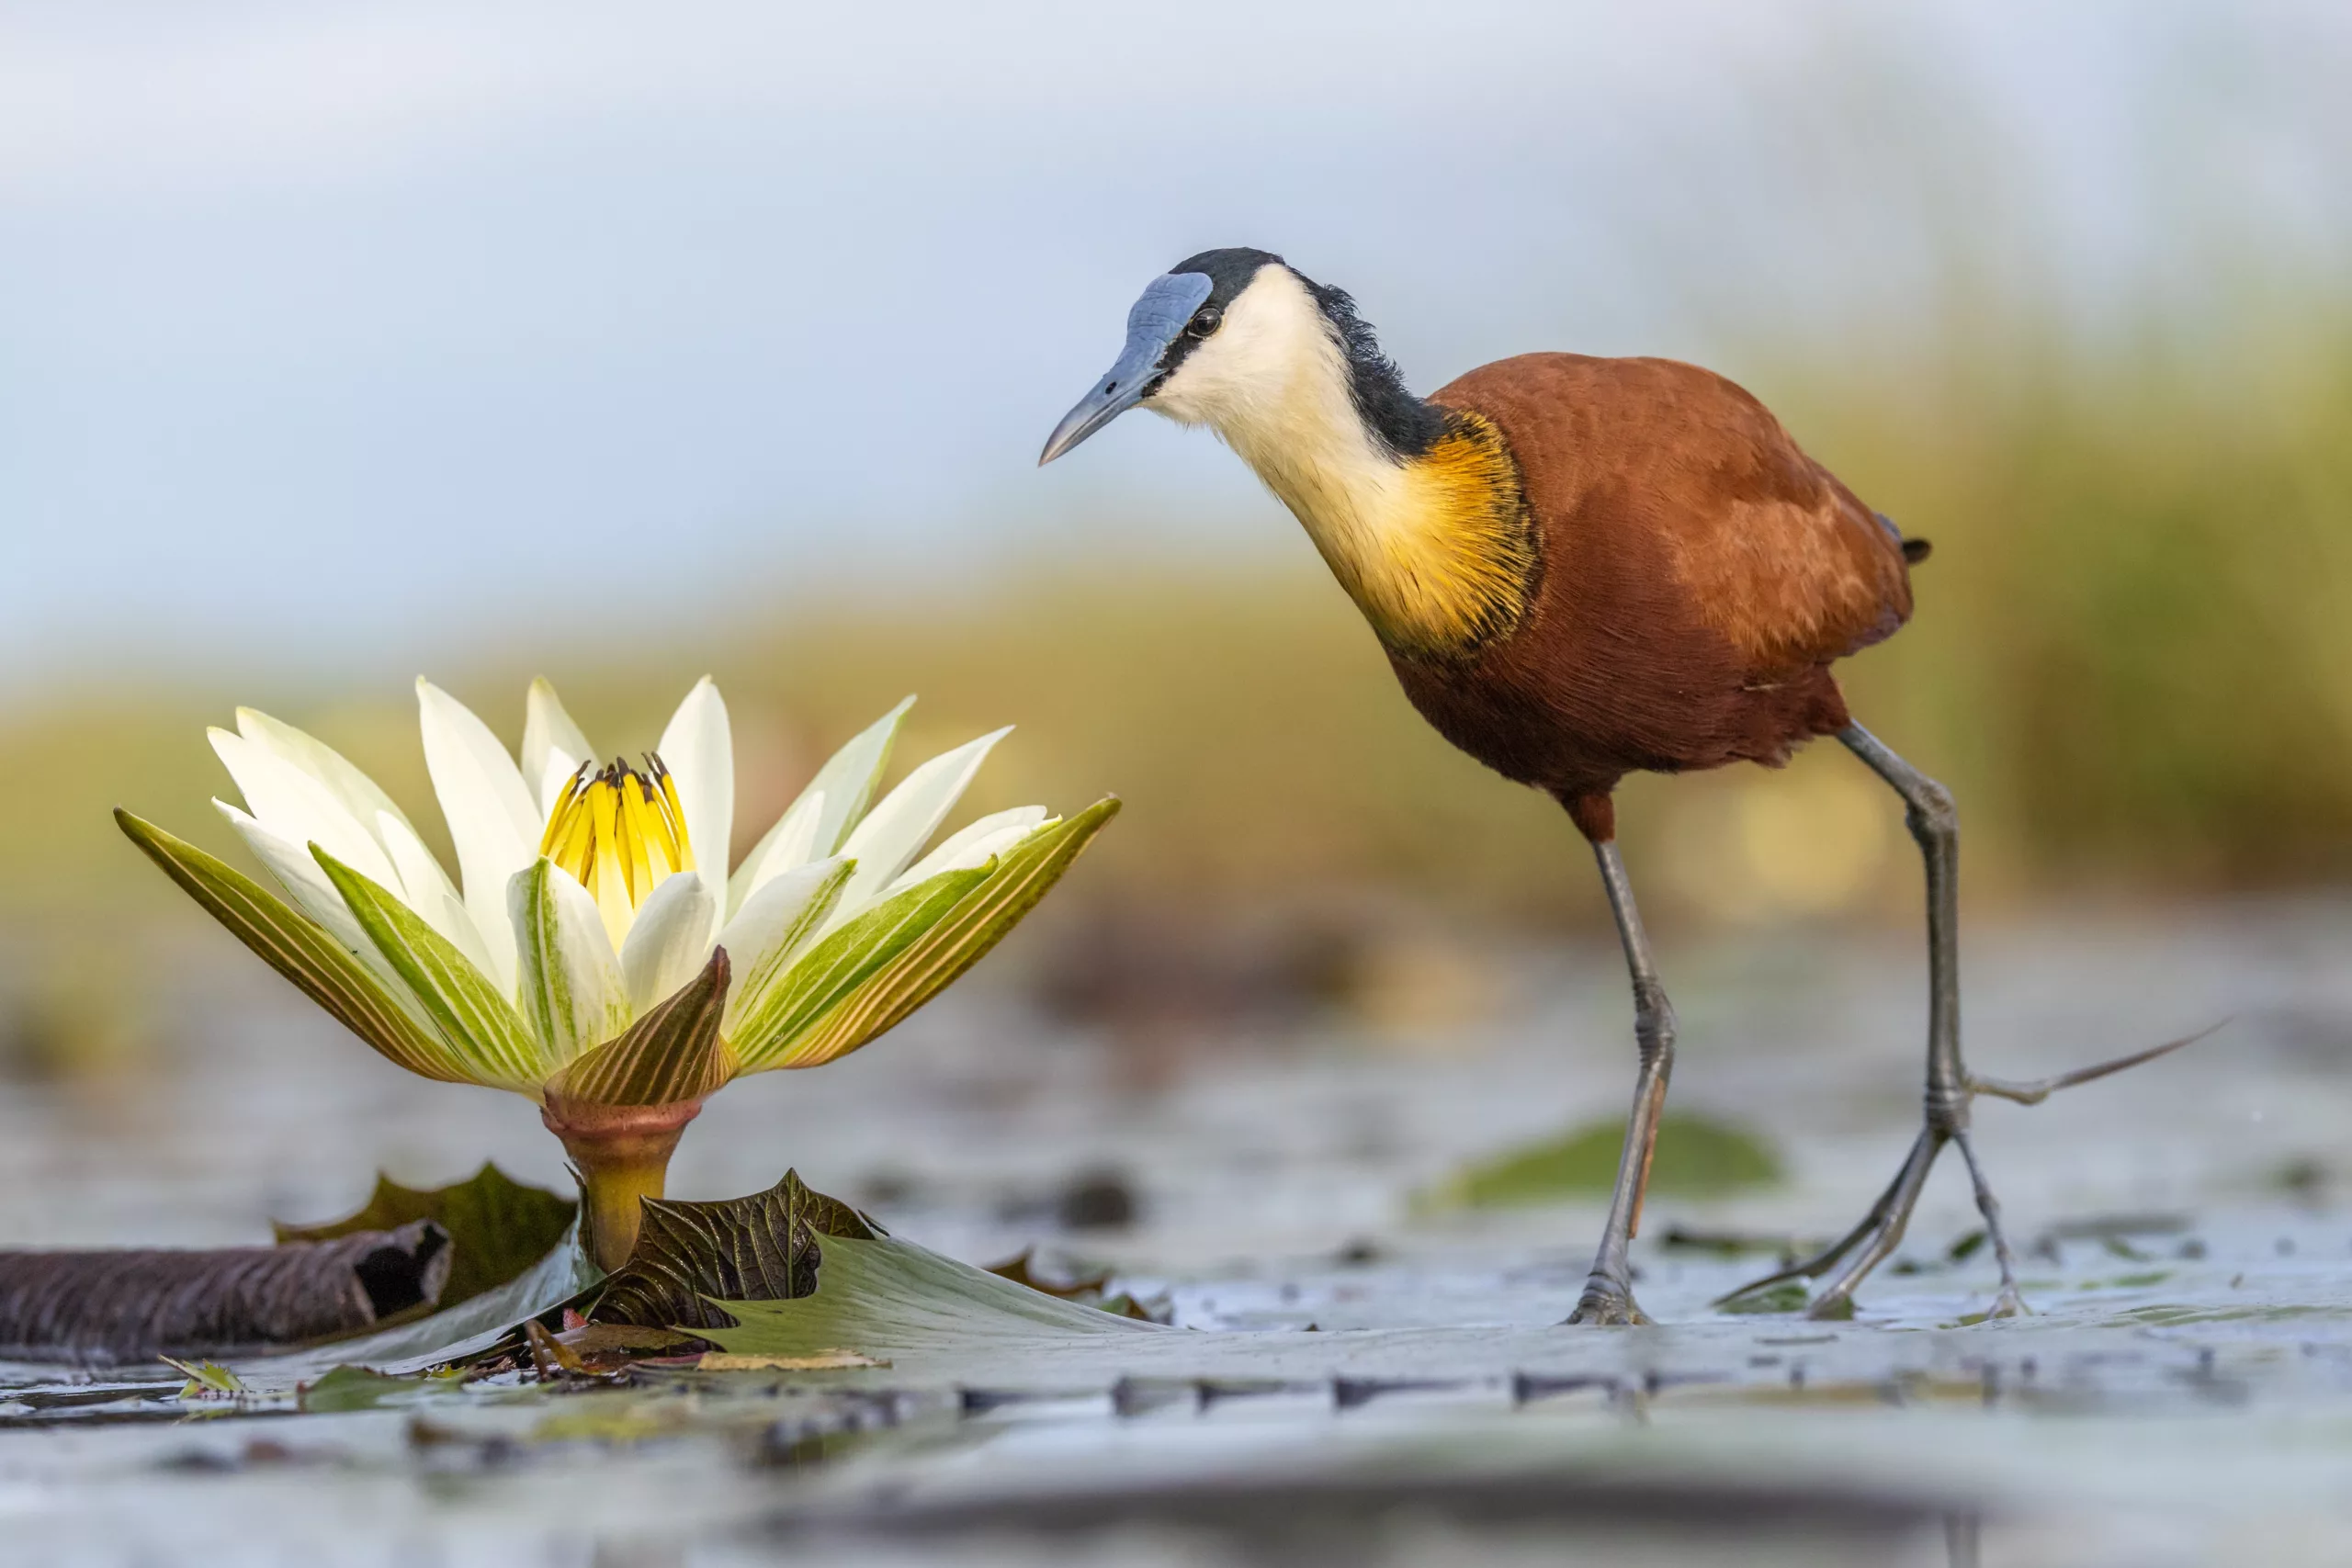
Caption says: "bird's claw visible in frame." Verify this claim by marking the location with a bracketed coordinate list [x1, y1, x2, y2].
[1984, 1286, 2029, 1320]
[1566, 1278, 1653, 1326]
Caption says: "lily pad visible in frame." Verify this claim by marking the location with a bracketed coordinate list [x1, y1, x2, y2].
[702, 1234, 1166, 1359]
[274, 1162, 576, 1310]
[1426, 1112, 1783, 1209]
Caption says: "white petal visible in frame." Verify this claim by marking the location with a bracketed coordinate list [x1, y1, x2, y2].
[718, 855, 848, 1028]
[521, 677, 595, 819]
[234, 707, 418, 851]
[727, 789, 824, 915]
[806, 697, 912, 862]
[657, 677, 733, 946]
[377, 810, 497, 978]
[722, 698, 915, 919]
[885, 807, 1050, 895]
[509, 860, 630, 1065]
[618, 869, 718, 1014]
[829, 728, 1012, 925]
[416, 678, 537, 995]
[209, 728, 401, 893]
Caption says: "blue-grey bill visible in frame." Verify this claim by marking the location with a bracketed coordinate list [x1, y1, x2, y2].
[1037, 271, 1215, 465]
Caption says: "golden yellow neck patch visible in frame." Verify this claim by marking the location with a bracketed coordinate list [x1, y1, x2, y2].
[1374, 412, 1538, 659]
[1264, 410, 1535, 661]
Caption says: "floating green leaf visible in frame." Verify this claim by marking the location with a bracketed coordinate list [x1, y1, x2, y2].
[1426, 1112, 1783, 1210]
[701, 1235, 1163, 1359]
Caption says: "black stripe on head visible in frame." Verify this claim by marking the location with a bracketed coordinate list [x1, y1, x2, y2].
[1152, 249, 1446, 458]
[1144, 247, 1285, 389]
[1294, 274, 1448, 459]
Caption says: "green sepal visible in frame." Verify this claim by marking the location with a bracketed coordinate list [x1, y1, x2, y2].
[547, 945, 735, 1108]
[726, 856, 854, 1031]
[763, 797, 1120, 1071]
[114, 808, 476, 1086]
[726, 864, 992, 1072]
[312, 846, 548, 1092]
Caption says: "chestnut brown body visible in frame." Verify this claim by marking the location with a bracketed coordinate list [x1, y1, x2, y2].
[1395, 353, 1916, 840]
[1036, 247, 2158, 1327]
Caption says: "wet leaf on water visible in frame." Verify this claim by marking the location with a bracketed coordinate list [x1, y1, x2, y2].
[697, 1349, 887, 1371]
[557, 1323, 703, 1358]
[526, 1321, 600, 1379]
[1660, 1224, 1812, 1258]
[1719, 1281, 1810, 1316]
[528, 1401, 694, 1445]
[985, 1248, 1172, 1322]
[1093, 1292, 1172, 1323]
[2078, 1270, 2172, 1291]
[523, 1319, 707, 1379]
[1947, 1228, 1988, 1262]
[986, 1247, 1114, 1300]
[274, 1163, 576, 1312]
[590, 1170, 876, 1332]
[701, 1234, 1166, 1360]
[296, 1364, 461, 1414]
[1425, 1113, 1782, 1210]
[161, 1356, 248, 1398]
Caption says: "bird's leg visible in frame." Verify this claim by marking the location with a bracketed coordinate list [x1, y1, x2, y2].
[1566, 837, 1676, 1326]
[1717, 723, 2197, 1319]
[1722, 723, 2002, 1318]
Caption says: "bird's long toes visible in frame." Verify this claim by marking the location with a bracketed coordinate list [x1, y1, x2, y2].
[1968, 1021, 2220, 1106]
[1804, 1289, 1860, 1322]
[1565, 1280, 1654, 1326]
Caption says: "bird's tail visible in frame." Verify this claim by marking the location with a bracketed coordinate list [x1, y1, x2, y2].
[1875, 511, 1933, 566]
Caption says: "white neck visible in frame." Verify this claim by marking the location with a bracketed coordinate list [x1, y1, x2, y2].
[1146, 266, 1418, 615]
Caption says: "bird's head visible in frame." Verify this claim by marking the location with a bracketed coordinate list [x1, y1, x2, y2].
[1040, 247, 1346, 464]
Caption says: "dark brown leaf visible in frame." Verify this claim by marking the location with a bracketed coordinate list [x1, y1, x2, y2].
[0, 1222, 452, 1366]
[590, 1170, 875, 1332]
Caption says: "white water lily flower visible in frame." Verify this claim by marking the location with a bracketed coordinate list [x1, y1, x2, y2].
[119, 676, 1118, 1268]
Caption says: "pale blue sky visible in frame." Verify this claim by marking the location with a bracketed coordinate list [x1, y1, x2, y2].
[3, 1, 2345, 703]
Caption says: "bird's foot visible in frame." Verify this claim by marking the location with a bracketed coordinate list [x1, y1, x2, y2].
[1711, 1126, 1933, 1318]
[1714, 1028, 2211, 1320]
[1565, 1275, 1653, 1326]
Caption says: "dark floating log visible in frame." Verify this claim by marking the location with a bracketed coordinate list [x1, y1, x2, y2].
[0, 1221, 451, 1367]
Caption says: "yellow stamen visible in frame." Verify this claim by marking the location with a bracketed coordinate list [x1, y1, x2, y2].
[537, 755, 695, 948]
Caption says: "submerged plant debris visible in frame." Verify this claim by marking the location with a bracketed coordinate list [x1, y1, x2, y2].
[0, 1220, 454, 1365]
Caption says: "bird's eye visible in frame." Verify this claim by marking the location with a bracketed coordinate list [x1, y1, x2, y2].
[1186, 310, 1222, 339]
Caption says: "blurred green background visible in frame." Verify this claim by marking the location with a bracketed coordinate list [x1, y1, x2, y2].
[5, 3, 2350, 1076]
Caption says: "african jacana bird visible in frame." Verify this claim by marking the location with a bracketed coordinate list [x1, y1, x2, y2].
[1039, 248, 2188, 1323]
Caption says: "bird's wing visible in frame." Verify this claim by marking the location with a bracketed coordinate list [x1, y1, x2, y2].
[1436, 354, 1914, 673]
